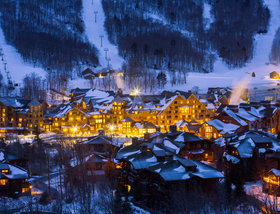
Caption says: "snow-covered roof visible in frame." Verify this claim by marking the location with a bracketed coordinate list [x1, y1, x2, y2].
[46, 103, 73, 118]
[81, 135, 122, 147]
[0, 163, 29, 179]
[84, 89, 114, 104]
[0, 97, 26, 108]
[237, 138, 255, 158]
[174, 119, 188, 128]
[207, 119, 240, 134]
[116, 140, 223, 182]
[236, 108, 258, 122]
[225, 154, 240, 164]
[269, 168, 280, 177]
[223, 108, 247, 126]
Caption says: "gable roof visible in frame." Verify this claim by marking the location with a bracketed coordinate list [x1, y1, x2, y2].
[222, 108, 247, 126]
[0, 163, 29, 179]
[28, 98, 41, 106]
[0, 97, 26, 108]
[206, 119, 240, 134]
[121, 116, 135, 123]
[81, 135, 118, 146]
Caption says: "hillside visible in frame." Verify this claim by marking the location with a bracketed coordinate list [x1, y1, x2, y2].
[0, 0, 278, 96]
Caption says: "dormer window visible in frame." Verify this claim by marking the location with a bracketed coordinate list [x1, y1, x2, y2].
[138, 105, 143, 109]
[1, 169, 9, 174]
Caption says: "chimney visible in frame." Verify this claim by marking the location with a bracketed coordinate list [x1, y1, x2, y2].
[169, 125, 177, 133]
[188, 90, 192, 93]
[144, 133, 150, 141]
[98, 130, 104, 136]
[156, 126, 161, 132]
[117, 88, 123, 96]
[132, 137, 138, 144]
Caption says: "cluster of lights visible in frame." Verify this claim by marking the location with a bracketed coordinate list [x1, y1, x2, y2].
[263, 176, 280, 185]
[130, 88, 141, 96]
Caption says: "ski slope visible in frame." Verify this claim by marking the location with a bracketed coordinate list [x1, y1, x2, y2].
[185, 0, 280, 92]
[82, 0, 124, 70]
[0, 23, 46, 84]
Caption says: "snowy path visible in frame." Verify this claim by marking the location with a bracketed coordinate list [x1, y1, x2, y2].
[82, 0, 124, 70]
[0, 23, 46, 84]
[184, 0, 280, 92]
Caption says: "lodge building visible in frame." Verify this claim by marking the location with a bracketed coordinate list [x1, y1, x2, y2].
[0, 88, 279, 139]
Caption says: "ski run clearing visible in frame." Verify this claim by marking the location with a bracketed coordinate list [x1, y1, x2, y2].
[1, 0, 280, 93]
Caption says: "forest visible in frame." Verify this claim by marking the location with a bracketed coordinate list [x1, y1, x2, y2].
[103, 0, 270, 71]
[0, 0, 272, 97]
[0, 0, 99, 77]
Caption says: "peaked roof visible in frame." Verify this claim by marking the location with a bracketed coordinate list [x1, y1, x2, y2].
[121, 116, 135, 123]
[222, 108, 247, 126]
[207, 119, 240, 134]
[0, 97, 26, 108]
[28, 98, 41, 106]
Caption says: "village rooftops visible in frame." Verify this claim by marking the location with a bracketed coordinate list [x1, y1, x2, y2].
[174, 132, 205, 143]
[206, 119, 240, 134]
[222, 108, 248, 126]
[28, 98, 41, 106]
[236, 108, 259, 122]
[0, 163, 29, 179]
[268, 168, 280, 177]
[222, 131, 280, 160]
[116, 141, 223, 181]
[70, 153, 107, 168]
[80, 134, 123, 147]
[120, 117, 135, 123]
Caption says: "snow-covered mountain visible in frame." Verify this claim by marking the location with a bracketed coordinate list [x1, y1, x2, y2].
[0, 0, 279, 96]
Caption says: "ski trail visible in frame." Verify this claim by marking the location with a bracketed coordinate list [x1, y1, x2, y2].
[0, 23, 46, 84]
[185, 0, 280, 92]
[82, 0, 124, 70]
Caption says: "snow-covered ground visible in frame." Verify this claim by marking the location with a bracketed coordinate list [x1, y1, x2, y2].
[1, 0, 280, 95]
[184, 0, 280, 92]
[245, 181, 280, 211]
[82, 0, 124, 70]
[0, 22, 46, 85]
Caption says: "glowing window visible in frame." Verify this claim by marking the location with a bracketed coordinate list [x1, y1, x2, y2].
[0, 179, 7, 185]
[22, 187, 29, 193]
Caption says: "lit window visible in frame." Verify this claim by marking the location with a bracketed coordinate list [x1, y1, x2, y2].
[1, 169, 8, 173]
[19, 118, 22, 122]
[0, 179, 7, 185]
[22, 187, 29, 193]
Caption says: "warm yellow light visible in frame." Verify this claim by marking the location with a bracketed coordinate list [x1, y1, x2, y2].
[124, 184, 131, 192]
[0, 179, 6, 185]
[263, 176, 280, 185]
[130, 88, 141, 96]
[73, 127, 77, 132]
